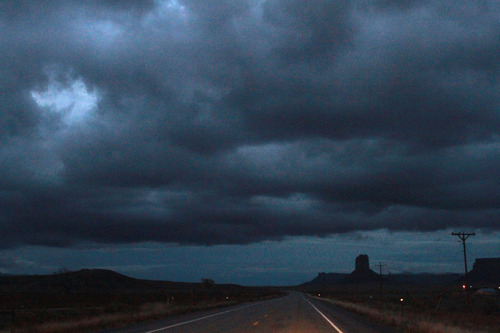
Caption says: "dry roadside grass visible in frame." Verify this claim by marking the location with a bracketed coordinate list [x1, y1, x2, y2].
[1, 300, 236, 333]
[315, 296, 497, 333]
[0, 290, 285, 333]
[0, 269, 287, 332]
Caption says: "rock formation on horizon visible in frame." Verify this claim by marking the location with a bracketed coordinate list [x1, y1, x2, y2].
[344, 254, 380, 283]
[355, 254, 370, 272]
[468, 257, 500, 288]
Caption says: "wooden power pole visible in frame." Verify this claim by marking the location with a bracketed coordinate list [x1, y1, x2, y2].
[377, 262, 386, 295]
[452, 232, 475, 303]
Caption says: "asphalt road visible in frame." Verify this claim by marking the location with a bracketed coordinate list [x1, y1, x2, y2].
[100, 292, 399, 333]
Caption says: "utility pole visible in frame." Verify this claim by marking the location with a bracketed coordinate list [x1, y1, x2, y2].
[377, 262, 386, 295]
[452, 232, 475, 303]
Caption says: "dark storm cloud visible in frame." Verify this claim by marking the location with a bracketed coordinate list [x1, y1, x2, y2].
[0, 0, 156, 18]
[0, 0, 498, 248]
[261, 0, 354, 61]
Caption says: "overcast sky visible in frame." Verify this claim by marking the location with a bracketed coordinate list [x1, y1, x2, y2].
[0, 0, 498, 285]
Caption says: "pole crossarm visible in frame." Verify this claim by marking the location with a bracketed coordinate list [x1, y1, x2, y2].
[376, 262, 387, 276]
[451, 232, 475, 241]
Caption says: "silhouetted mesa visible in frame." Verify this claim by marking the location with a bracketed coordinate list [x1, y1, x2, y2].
[301, 254, 466, 287]
[302, 254, 380, 286]
[301, 272, 347, 286]
[343, 254, 380, 283]
[355, 254, 370, 271]
[468, 257, 500, 288]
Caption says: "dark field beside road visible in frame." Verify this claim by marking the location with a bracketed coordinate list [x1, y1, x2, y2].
[0, 269, 283, 333]
[303, 285, 500, 333]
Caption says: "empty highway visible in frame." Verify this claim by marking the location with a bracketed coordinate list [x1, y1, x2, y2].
[101, 292, 399, 333]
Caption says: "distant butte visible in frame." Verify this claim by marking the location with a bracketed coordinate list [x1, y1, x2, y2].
[300, 255, 500, 288]
[341, 254, 380, 284]
[468, 258, 500, 288]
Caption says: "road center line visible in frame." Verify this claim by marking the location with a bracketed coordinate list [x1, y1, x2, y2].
[303, 297, 344, 333]
[142, 302, 260, 333]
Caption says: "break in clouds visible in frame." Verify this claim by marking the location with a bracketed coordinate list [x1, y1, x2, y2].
[0, 0, 498, 248]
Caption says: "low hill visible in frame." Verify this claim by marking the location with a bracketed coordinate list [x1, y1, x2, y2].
[0, 269, 247, 294]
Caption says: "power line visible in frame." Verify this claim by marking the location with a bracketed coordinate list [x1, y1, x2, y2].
[451, 232, 475, 304]
[376, 262, 386, 295]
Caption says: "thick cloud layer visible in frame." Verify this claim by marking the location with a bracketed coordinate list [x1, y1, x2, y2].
[1, 0, 498, 248]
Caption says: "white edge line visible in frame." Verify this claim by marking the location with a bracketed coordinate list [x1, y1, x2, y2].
[143, 302, 259, 333]
[304, 297, 344, 333]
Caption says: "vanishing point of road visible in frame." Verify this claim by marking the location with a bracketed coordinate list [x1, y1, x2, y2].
[100, 292, 399, 333]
